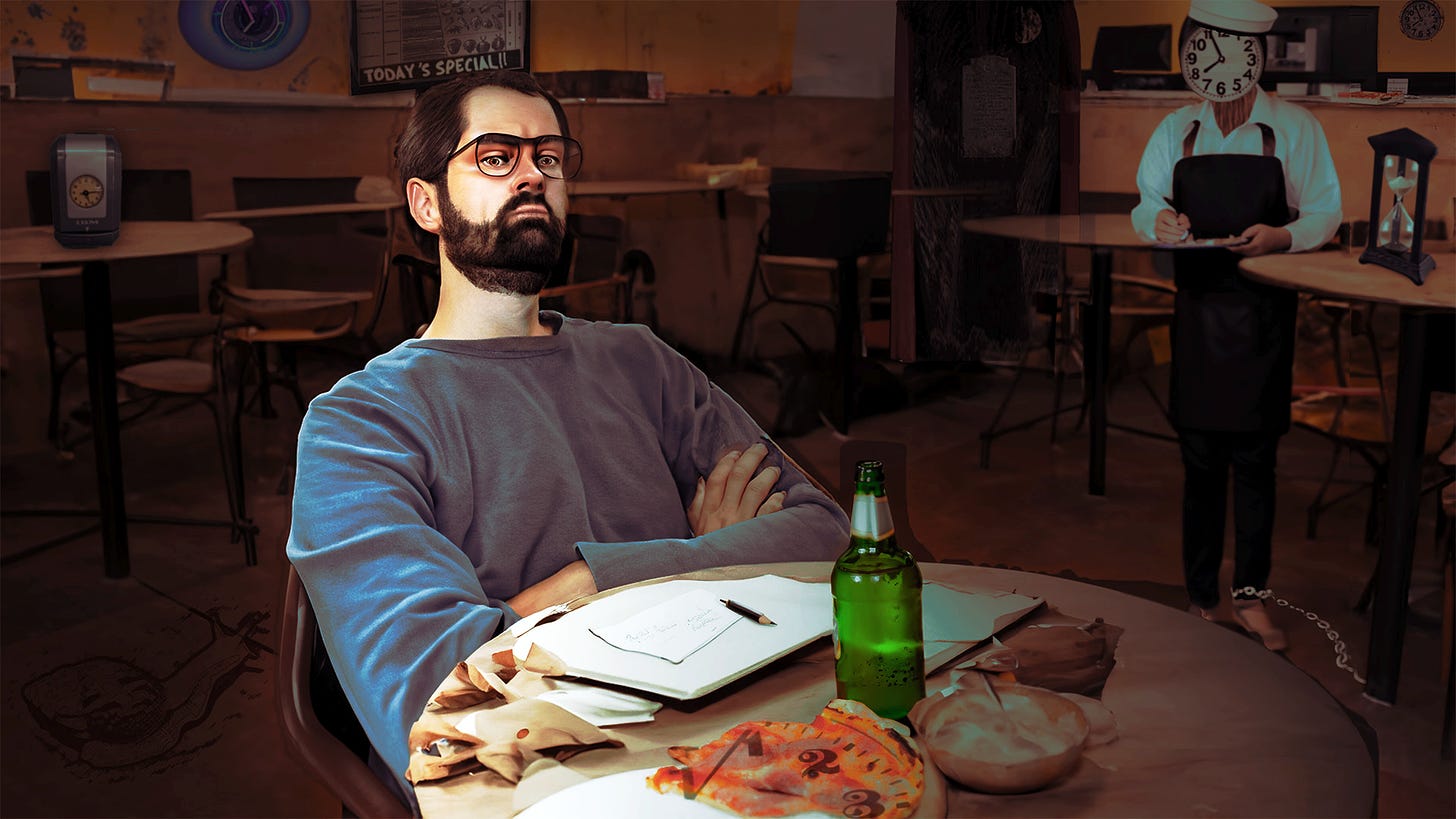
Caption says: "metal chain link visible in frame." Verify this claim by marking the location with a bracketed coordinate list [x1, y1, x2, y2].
[1232, 586, 1366, 685]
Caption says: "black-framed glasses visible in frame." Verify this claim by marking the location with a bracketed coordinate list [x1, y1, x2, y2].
[442, 133, 584, 180]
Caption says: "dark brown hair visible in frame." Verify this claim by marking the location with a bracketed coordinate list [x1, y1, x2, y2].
[395, 71, 572, 257]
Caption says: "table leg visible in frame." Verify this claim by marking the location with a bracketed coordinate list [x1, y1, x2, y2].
[80, 260, 129, 578]
[1088, 247, 1111, 496]
[830, 257, 861, 435]
[1364, 308, 1431, 704]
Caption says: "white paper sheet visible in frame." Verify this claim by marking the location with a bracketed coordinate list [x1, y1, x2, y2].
[587, 590, 742, 664]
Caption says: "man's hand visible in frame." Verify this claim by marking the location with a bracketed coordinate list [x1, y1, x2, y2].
[1155, 208, 1192, 244]
[505, 559, 598, 618]
[1231, 224, 1292, 257]
[687, 442, 786, 536]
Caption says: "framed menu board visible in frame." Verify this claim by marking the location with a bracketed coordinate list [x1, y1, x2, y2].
[350, 0, 530, 95]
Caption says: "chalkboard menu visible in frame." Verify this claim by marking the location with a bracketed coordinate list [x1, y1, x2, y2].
[350, 0, 530, 95]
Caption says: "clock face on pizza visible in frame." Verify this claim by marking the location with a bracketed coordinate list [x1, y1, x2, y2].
[648, 699, 925, 818]
[1182, 24, 1264, 102]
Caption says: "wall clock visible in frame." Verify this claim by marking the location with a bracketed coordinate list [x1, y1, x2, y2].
[1399, 0, 1444, 40]
[178, 0, 311, 70]
[1181, 23, 1263, 102]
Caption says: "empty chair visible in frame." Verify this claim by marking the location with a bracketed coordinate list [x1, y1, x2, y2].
[216, 176, 397, 418]
[24, 169, 225, 448]
[731, 170, 893, 434]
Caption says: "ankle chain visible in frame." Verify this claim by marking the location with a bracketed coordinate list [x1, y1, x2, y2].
[1230, 586, 1365, 685]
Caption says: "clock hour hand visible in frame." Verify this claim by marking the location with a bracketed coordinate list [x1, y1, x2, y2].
[239, 0, 257, 32]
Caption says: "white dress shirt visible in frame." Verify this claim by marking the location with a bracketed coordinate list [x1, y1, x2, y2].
[1131, 87, 1342, 253]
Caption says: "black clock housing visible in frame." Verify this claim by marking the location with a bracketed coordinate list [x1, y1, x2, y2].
[49, 133, 122, 248]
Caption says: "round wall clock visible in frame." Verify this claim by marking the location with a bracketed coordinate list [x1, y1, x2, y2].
[1181, 23, 1264, 102]
[178, 0, 311, 71]
[1399, 0, 1444, 40]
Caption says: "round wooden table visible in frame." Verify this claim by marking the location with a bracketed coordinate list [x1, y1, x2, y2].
[0, 221, 253, 578]
[413, 561, 1374, 818]
[1241, 250, 1456, 704]
[961, 214, 1160, 497]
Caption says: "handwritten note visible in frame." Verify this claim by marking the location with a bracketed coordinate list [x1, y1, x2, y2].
[588, 590, 742, 664]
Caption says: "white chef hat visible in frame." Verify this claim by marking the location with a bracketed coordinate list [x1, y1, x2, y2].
[1189, 0, 1278, 34]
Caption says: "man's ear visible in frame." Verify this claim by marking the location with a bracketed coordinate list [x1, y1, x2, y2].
[407, 177, 442, 235]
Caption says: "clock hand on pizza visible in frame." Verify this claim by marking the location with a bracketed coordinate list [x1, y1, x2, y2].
[648, 699, 925, 818]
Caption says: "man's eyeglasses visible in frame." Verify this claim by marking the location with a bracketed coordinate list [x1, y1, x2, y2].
[442, 133, 584, 180]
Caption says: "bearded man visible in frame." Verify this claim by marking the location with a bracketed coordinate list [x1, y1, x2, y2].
[285, 71, 849, 806]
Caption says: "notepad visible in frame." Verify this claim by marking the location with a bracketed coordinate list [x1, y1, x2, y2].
[517, 575, 831, 700]
[515, 575, 1043, 701]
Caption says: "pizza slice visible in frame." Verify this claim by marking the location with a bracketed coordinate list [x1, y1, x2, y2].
[648, 699, 924, 818]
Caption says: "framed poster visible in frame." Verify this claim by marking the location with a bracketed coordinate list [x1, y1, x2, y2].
[350, 0, 530, 95]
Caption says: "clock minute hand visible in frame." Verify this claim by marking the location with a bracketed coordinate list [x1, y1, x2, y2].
[1207, 34, 1225, 67]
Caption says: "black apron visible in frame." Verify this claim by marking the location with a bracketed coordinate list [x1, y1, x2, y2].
[1169, 120, 1298, 434]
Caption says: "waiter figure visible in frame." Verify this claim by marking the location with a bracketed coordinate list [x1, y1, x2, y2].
[1131, 0, 1342, 650]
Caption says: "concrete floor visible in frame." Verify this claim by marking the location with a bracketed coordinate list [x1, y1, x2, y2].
[2, 350, 1451, 817]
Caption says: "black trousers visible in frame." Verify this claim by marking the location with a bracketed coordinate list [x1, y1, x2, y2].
[1179, 428, 1281, 609]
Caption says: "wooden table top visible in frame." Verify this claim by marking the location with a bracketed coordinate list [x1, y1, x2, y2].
[962, 213, 1149, 249]
[1239, 250, 1456, 311]
[200, 200, 405, 221]
[0, 222, 253, 265]
[414, 561, 1373, 818]
[567, 179, 736, 198]
[894, 185, 1000, 197]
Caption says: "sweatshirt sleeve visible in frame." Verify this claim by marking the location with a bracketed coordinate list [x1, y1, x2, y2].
[285, 390, 514, 802]
[575, 331, 850, 590]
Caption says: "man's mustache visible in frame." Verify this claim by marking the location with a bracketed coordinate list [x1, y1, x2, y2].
[500, 191, 554, 219]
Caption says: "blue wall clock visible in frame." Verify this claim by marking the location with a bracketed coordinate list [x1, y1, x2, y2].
[178, 0, 311, 71]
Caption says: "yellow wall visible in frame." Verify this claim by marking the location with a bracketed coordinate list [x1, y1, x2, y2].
[1074, 0, 1456, 74]
[0, 0, 353, 94]
[0, 0, 796, 97]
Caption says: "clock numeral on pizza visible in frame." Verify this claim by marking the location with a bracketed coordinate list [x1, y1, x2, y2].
[842, 788, 887, 819]
[797, 748, 841, 779]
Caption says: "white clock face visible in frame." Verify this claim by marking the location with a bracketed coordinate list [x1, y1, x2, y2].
[69, 174, 104, 208]
[1182, 26, 1264, 102]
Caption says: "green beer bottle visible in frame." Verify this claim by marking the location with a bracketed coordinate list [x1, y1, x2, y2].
[831, 459, 925, 720]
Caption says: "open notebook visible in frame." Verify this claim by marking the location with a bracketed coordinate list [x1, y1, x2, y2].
[514, 574, 1042, 701]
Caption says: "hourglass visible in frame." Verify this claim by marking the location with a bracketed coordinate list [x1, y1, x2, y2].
[1359, 127, 1437, 285]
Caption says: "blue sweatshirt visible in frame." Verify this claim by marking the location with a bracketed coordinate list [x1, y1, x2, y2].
[286, 312, 850, 802]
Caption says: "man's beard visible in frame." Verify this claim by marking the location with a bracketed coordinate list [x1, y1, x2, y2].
[438, 187, 565, 296]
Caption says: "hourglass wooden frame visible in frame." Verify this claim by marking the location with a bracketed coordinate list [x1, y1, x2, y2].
[1358, 127, 1438, 285]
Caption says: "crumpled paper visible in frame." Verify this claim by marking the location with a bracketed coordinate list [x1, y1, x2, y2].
[406, 699, 623, 785]
[956, 612, 1123, 696]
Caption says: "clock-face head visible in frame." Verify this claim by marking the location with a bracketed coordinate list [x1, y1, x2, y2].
[68, 174, 105, 209]
[1181, 24, 1264, 102]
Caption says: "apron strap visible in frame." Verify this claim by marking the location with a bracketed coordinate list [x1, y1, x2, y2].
[1183, 120, 1201, 159]
[1257, 123, 1276, 157]
[1182, 120, 1277, 158]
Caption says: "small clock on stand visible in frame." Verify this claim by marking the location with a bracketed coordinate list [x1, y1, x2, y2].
[49, 133, 122, 248]
[1358, 127, 1438, 285]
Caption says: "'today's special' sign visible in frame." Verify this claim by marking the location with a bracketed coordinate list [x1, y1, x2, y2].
[351, 0, 529, 95]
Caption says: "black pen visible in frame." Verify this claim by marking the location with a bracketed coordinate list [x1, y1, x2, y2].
[720, 598, 776, 626]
